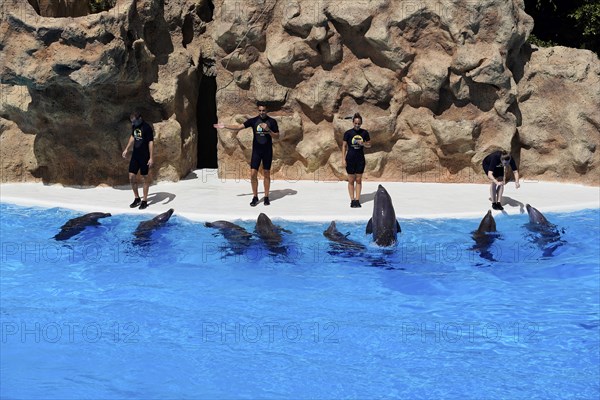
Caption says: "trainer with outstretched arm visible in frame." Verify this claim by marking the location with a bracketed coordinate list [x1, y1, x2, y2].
[214, 102, 280, 206]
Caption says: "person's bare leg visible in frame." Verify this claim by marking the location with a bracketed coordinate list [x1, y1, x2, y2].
[130, 173, 140, 199]
[497, 184, 505, 205]
[251, 169, 259, 197]
[489, 183, 497, 203]
[263, 169, 271, 198]
[356, 174, 363, 203]
[142, 175, 151, 202]
[347, 175, 356, 200]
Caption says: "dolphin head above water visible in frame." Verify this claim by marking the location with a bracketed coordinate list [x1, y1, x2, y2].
[476, 210, 496, 234]
[256, 213, 280, 238]
[324, 221, 340, 239]
[526, 204, 550, 225]
[87, 212, 112, 220]
[366, 185, 401, 247]
[256, 213, 274, 229]
[153, 209, 174, 223]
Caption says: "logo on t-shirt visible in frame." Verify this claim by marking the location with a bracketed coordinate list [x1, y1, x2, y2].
[351, 135, 363, 149]
[254, 121, 268, 145]
[133, 128, 144, 149]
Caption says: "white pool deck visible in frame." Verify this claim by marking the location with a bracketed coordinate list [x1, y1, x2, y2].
[1, 169, 598, 221]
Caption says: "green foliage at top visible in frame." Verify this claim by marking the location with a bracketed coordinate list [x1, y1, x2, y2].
[569, 2, 600, 37]
[525, 0, 599, 55]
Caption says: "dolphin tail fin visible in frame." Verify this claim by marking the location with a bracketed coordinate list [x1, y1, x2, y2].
[396, 220, 401, 233]
[366, 218, 373, 234]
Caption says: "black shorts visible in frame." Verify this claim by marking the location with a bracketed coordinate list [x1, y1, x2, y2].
[129, 156, 149, 175]
[483, 168, 502, 179]
[250, 146, 273, 170]
[346, 157, 365, 175]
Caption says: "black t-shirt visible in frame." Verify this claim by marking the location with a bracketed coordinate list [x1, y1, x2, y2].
[482, 151, 517, 178]
[343, 128, 370, 159]
[131, 121, 154, 159]
[244, 116, 279, 147]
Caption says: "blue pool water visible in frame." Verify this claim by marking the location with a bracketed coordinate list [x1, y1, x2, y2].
[1, 203, 599, 399]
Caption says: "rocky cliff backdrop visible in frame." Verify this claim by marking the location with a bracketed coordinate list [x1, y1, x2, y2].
[1, 0, 598, 185]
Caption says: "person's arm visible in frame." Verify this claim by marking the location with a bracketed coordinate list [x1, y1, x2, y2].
[487, 170, 503, 186]
[269, 130, 280, 139]
[213, 122, 245, 132]
[361, 131, 371, 148]
[122, 135, 135, 158]
[342, 141, 348, 167]
[258, 121, 280, 139]
[147, 141, 154, 167]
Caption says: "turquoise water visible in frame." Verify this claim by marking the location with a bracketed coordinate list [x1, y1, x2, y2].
[1, 203, 599, 399]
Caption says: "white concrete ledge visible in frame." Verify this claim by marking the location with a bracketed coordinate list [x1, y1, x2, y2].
[1, 170, 598, 222]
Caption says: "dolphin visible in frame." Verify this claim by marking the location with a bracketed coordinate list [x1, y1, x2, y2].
[366, 185, 401, 247]
[54, 212, 112, 241]
[525, 204, 564, 257]
[255, 213, 289, 254]
[323, 221, 366, 252]
[526, 204, 551, 226]
[205, 220, 253, 255]
[133, 209, 174, 245]
[471, 210, 500, 261]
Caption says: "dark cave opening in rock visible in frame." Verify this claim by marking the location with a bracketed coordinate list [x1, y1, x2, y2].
[196, 74, 218, 169]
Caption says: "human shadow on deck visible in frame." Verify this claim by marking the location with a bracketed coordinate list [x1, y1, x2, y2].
[236, 189, 298, 202]
[502, 196, 525, 214]
[360, 191, 376, 204]
[144, 192, 176, 205]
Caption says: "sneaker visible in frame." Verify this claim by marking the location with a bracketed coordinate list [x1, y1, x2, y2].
[491, 202, 498, 210]
[250, 196, 259, 207]
[351, 200, 358, 208]
[356, 200, 362, 208]
[264, 197, 270, 206]
[130, 198, 141, 208]
[496, 202, 504, 211]
[139, 201, 148, 210]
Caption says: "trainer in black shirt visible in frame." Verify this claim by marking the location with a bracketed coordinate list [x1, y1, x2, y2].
[214, 102, 281, 207]
[482, 150, 520, 211]
[122, 111, 154, 210]
[342, 113, 371, 208]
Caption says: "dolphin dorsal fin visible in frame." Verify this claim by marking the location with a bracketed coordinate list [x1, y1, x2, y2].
[396, 220, 401, 233]
[366, 218, 373, 234]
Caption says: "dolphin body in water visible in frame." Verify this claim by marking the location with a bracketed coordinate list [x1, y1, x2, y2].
[366, 185, 401, 247]
[133, 209, 174, 245]
[255, 213, 289, 254]
[323, 221, 366, 252]
[54, 212, 112, 241]
[471, 210, 500, 261]
[525, 204, 564, 257]
[205, 220, 253, 255]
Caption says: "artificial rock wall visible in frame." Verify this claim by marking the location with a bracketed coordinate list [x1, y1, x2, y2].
[1, 0, 598, 185]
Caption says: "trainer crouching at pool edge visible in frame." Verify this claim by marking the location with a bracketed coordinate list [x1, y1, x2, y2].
[482, 149, 520, 211]
[213, 102, 280, 207]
